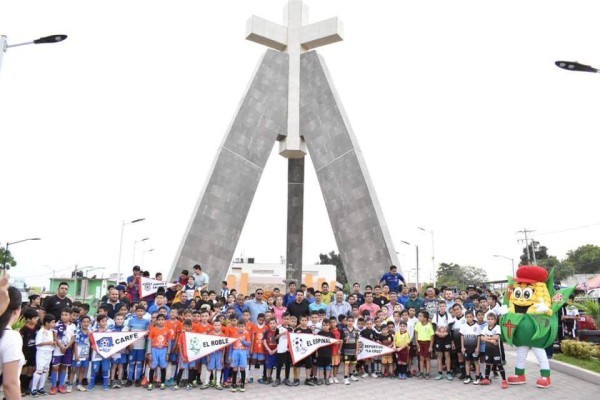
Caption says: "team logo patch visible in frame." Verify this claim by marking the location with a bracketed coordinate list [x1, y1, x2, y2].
[96, 337, 113, 353]
[292, 336, 307, 355]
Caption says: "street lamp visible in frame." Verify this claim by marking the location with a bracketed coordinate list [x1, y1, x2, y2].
[400, 240, 420, 288]
[132, 238, 149, 265]
[555, 60, 599, 73]
[142, 248, 155, 267]
[1, 34, 67, 71]
[2, 238, 41, 269]
[116, 218, 145, 281]
[417, 227, 436, 287]
[493, 254, 515, 277]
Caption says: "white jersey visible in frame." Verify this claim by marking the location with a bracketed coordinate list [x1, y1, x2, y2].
[276, 326, 291, 353]
[307, 321, 322, 334]
[432, 312, 450, 329]
[407, 317, 418, 341]
[35, 327, 55, 353]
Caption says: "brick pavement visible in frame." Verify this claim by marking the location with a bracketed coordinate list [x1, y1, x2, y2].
[13, 349, 597, 400]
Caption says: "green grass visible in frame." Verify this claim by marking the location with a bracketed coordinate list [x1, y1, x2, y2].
[554, 353, 600, 374]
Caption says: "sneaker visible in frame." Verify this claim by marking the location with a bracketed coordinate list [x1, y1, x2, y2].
[480, 378, 491, 385]
[283, 379, 292, 386]
[501, 380, 508, 389]
[160, 383, 166, 390]
[111, 382, 119, 389]
[140, 377, 148, 386]
[350, 375, 358, 382]
[31, 390, 39, 397]
[165, 378, 175, 387]
[402, 374, 408, 380]
[272, 378, 281, 387]
[38, 389, 46, 396]
[239, 384, 245, 393]
[147, 384, 154, 391]
[200, 383, 209, 390]
[447, 373, 454, 381]
[124, 380, 133, 388]
[65, 385, 72, 393]
[231, 384, 237, 393]
[258, 378, 266, 384]
[474, 378, 480, 385]
[435, 373, 443, 380]
[57, 386, 66, 394]
[293, 379, 300, 386]
[463, 377, 472, 384]
[248, 377, 253, 384]
[85, 386, 94, 392]
[425, 373, 431, 380]
[304, 379, 315, 386]
[215, 384, 223, 390]
[507, 375, 526, 385]
[316, 379, 323, 386]
[344, 378, 350, 385]
[418, 372, 424, 380]
[361, 373, 369, 378]
[324, 378, 330, 386]
[102, 386, 109, 391]
[172, 384, 179, 391]
[332, 377, 339, 384]
[397, 373, 402, 380]
[76, 385, 86, 392]
[134, 380, 141, 388]
[371, 373, 378, 378]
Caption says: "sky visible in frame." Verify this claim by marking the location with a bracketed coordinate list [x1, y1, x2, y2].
[2, 0, 600, 289]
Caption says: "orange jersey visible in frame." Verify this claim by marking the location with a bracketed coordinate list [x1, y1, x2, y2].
[149, 325, 172, 349]
[223, 325, 237, 338]
[193, 322, 212, 334]
[177, 331, 192, 361]
[232, 331, 251, 350]
[166, 320, 182, 340]
[251, 324, 268, 354]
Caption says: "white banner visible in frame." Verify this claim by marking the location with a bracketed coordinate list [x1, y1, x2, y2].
[91, 331, 148, 359]
[139, 277, 176, 298]
[287, 332, 342, 364]
[183, 332, 239, 362]
[357, 336, 395, 361]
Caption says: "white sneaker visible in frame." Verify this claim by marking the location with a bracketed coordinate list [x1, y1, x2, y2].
[361, 373, 369, 378]
[350, 375, 359, 382]
[371, 373, 378, 378]
[329, 378, 334, 384]
[344, 378, 350, 385]
[332, 377, 339, 384]
[76, 385, 86, 392]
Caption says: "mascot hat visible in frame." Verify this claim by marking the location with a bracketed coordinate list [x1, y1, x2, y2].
[514, 265, 548, 284]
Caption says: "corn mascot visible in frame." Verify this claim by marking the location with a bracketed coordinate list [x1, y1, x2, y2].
[500, 265, 574, 388]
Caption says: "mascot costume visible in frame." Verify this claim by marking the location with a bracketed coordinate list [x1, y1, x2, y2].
[500, 265, 574, 388]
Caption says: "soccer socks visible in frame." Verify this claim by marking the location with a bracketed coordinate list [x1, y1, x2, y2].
[58, 371, 66, 387]
[240, 370, 246, 385]
[160, 368, 166, 383]
[459, 362, 466, 376]
[224, 366, 231, 382]
[232, 370, 238, 386]
[497, 364, 506, 380]
[216, 370, 222, 385]
[149, 369, 155, 384]
[50, 370, 58, 388]
[485, 365, 491, 379]
[32, 374, 41, 391]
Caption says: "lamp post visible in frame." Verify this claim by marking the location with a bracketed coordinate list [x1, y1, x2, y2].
[132, 238, 149, 266]
[418, 227, 436, 287]
[493, 254, 515, 277]
[555, 60, 600, 73]
[2, 237, 41, 270]
[116, 218, 145, 282]
[400, 240, 419, 289]
[142, 248, 155, 267]
[1, 34, 67, 72]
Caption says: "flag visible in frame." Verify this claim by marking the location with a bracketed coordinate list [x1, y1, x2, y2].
[90, 331, 148, 359]
[182, 332, 239, 362]
[287, 332, 341, 364]
[139, 277, 176, 298]
[357, 336, 395, 361]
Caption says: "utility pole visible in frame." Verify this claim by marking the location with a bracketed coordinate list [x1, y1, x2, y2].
[517, 228, 536, 265]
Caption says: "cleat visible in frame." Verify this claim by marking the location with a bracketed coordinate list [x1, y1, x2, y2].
[49, 387, 57, 396]
[147, 384, 154, 391]
[160, 383, 166, 390]
[435, 373, 443, 380]
[502, 380, 508, 389]
[350, 375, 358, 382]
[344, 378, 350, 385]
[272, 379, 281, 387]
[239, 384, 245, 392]
[480, 378, 491, 385]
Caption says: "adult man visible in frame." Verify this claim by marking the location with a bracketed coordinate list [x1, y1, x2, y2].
[320, 282, 334, 305]
[287, 290, 310, 321]
[398, 286, 410, 306]
[352, 283, 365, 306]
[443, 288, 455, 309]
[127, 266, 142, 302]
[233, 294, 247, 319]
[171, 292, 190, 311]
[245, 288, 269, 324]
[464, 285, 477, 310]
[422, 286, 440, 320]
[192, 264, 209, 292]
[309, 291, 327, 313]
[327, 290, 351, 320]
[102, 288, 124, 319]
[358, 292, 381, 319]
[403, 287, 424, 312]
[380, 265, 406, 294]
[42, 281, 73, 319]
[283, 281, 297, 307]
[115, 284, 132, 306]
[383, 291, 402, 318]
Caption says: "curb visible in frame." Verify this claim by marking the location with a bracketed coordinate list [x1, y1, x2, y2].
[549, 359, 600, 386]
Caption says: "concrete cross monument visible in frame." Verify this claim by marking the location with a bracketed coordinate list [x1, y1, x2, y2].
[168, 0, 400, 289]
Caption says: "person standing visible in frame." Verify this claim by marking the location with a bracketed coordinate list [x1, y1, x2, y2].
[320, 283, 334, 305]
[101, 288, 123, 319]
[309, 291, 327, 313]
[326, 291, 351, 320]
[192, 264, 209, 292]
[41, 282, 72, 320]
[244, 288, 269, 325]
[126, 266, 142, 303]
[380, 265, 406, 294]
[404, 287, 424, 312]
[358, 292, 381, 319]
[422, 287, 440, 320]
[0, 287, 25, 400]
[287, 291, 310, 321]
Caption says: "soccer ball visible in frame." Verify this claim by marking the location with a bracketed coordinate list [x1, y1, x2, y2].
[292, 336, 305, 354]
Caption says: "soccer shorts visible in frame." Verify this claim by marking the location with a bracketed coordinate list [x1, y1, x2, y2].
[36, 350, 53, 373]
[24, 351, 36, 367]
[316, 356, 332, 370]
[231, 349, 248, 369]
[396, 348, 409, 364]
[179, 360, 196, 369]
[198, 356, 208, 365]
[266, 354, 278, 369]
[128, 349, 145, 363]
[74, 359, 90, 369]
[331, 354, 341, 367]
[52, 351, 73, 367]
[251, 353, 265, 362]
[484, 348, 502, 365]
[417, 340, 431, 357]
[111, 353, 126, 364]
[294, 356, 312, 369]
[151, 347, 168, 369]
[463, 348, 478, 361]
[381, 354, 393, 365]
[207, 354, 223, 371]
[169, 352, 179, 363]
[343, 354, 357, 364]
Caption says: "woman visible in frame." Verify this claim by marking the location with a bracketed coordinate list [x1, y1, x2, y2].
[0, 286, 25, 400]
[272, 295, 286, 324]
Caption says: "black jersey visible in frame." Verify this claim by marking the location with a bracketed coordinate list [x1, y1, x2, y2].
[317, 331, 335, 357]
[341, 327, 360, 355]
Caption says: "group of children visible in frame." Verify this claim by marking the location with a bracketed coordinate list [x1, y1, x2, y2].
[18, 290, 508, 396]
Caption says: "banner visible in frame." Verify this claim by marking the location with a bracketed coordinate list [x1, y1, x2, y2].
[139, 277, 176, 298]
[90, 331, 148, 359]
[182, 332, 239, 362]
[287, 332, 342, 364]
[357, 336, 395, 361]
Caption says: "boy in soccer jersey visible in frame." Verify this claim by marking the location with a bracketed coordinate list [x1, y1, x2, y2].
[88, 315, 112, 391]
[230, 321, 251, 392]
[147, 314, 173, 390]
[50, 307, 77, 394]
[476, 309, 488, 381]
[414, 310, 435, 380]
[273, 313, 292, 387]
[110, 312, 127, 388]
[341, 316, 360, 385]
[359, 319, 378, 378]
[20, 308, 40, 395]
[31, 315, 56, 397]
[450, 303, 467, 379]
[460, 310, 481, 384]
[479, 313, 507, 388]
[292, 315, 315, 386]
[329, 318, 341, 383]
[206, 319, 226, 390]
[174, 319, 197, 390]
[165, 308, 182, 387]
[315, 318, 334, 385]
[72, 316, 92, 392]
[262, 318, 279, 385]
[194, 310, 213, 387]
[250, 313, 267, 384]
[124, 305, 150, 387]
[394, 321, 410, 379]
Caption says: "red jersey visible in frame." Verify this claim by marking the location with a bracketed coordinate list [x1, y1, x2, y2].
[264, 328, 278, 352]
[149, 325, 172, 349]
[232, 330, 251, 350]
[251, 324, 268, 354]
[331, 328, 341, 355]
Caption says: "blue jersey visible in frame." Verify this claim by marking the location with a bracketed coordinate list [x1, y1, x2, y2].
[74, 329, 91, 360]
[380, 272, 404, 293]
[125, 316, 150, 350]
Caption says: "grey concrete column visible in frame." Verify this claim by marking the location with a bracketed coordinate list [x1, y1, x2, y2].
[286, 157, 304, 284]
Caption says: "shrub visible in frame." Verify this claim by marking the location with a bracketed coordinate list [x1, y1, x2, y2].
[561, 339, 600, 359]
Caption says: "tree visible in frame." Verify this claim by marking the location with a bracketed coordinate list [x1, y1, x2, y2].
[519, 241, 576, 281]
[316, 251, 347, 285]
[566, 244, 600, 274]
[436, 262, 488, 289]
[519, 241, 548, 266]
[0, 247, 17, 270]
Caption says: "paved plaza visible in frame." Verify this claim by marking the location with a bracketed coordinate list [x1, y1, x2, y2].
[22, 349, 596, 400]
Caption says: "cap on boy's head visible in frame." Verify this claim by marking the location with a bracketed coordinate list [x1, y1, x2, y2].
[115, 285, 126, 292]
[408, 287, 418, 292]
[133, 265, 141, 271]
[466, 284, 476, 291]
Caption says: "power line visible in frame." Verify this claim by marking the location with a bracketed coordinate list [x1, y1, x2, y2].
[533, 223, 600, 237]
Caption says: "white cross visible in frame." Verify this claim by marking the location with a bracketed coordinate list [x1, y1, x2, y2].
[246, 0, 344, 158]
